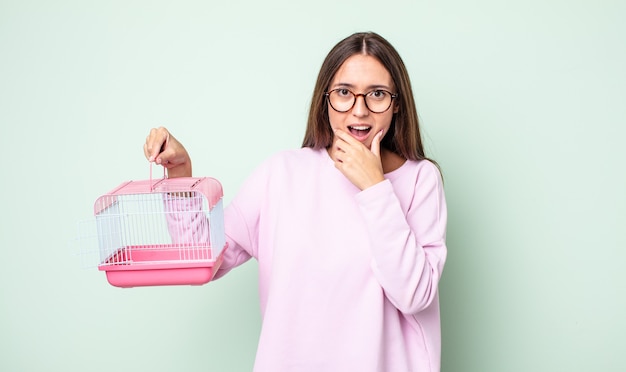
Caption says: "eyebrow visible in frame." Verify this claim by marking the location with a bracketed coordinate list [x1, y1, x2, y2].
[330, 82, 393, 91]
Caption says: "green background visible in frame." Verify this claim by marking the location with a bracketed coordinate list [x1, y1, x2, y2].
[1, 1, 624, 371]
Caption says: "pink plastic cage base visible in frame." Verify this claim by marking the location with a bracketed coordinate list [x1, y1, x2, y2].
[98, 243, 228, 288]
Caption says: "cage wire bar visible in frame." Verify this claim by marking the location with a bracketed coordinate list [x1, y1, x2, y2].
[95, 191, 223, 266]
[75, 175, 227, 287]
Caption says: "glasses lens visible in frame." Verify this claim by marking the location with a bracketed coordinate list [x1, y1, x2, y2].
[328, 90, 354, 112]
[365, 91, 392, 113]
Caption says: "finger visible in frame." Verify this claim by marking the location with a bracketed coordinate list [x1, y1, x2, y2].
[332, 129, 359, 159]
[145, 128, 161, 162]
[143, 142, 151, 160]
[370, 129, 384, 157]
[146, 127, 169, 162]
[156, 130, 170, 164]
[156, 145, 179, 166]
[333, 128, 358, 147]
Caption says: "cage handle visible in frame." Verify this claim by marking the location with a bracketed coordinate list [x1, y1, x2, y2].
[149, 162, 167, 192]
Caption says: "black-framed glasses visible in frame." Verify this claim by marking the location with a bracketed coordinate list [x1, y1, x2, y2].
[325, 88, 398, 114]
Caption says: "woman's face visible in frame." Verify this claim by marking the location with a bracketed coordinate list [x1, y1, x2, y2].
[327, 54, 397, 149]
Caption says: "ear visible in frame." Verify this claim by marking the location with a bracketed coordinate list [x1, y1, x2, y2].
[393, 103, 399, 114]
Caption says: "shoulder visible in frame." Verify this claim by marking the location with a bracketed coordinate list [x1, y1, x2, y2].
[388, 159, 445, 202]
[390, 158, 443, 185]
[415, 159, 443, 181]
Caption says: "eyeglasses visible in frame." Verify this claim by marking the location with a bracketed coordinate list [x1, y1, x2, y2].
[325, 88, 398, 114]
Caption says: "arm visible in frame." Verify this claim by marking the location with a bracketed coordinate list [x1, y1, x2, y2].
[356, 162, 447, 314]
[163, 193, 210, 247]
[212, 202, 254, 279]
[213, 158, 274, 278]
[144, 127, 252, 276]
[162, 191, 254, 276]
[145, 127, 206, 245]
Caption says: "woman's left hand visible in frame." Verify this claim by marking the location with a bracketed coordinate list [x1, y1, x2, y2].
[330, 129, 385, 190]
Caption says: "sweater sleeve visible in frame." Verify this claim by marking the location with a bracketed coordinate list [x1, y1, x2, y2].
[163, 193, 210, 246]
[161, 191, 252, 280]
[211, 202, 254, 279]
[355, 161, 447, 314]
[212, 158, 272, 279]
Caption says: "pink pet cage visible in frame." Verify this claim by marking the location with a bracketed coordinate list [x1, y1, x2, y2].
[88, 168, 227, 288]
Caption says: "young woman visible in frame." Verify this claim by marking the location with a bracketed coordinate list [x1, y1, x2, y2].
[145, 32, 447, 372]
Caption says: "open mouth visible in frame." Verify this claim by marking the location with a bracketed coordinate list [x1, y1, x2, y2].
[348, 125, 372, 138]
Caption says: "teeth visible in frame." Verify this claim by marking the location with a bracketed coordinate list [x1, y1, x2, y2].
[350, 125, 371, 131]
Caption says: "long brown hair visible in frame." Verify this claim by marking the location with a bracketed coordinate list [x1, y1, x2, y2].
[302, 32, 435, 165]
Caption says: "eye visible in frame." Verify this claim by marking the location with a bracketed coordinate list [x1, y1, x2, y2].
[336, 88, 351, 97]
[368, 90, 388, 100]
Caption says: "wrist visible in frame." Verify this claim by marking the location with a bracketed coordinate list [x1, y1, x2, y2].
[166, 162, 192, 178]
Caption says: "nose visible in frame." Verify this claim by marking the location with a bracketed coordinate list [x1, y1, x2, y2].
[352, 95, 369, 117]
